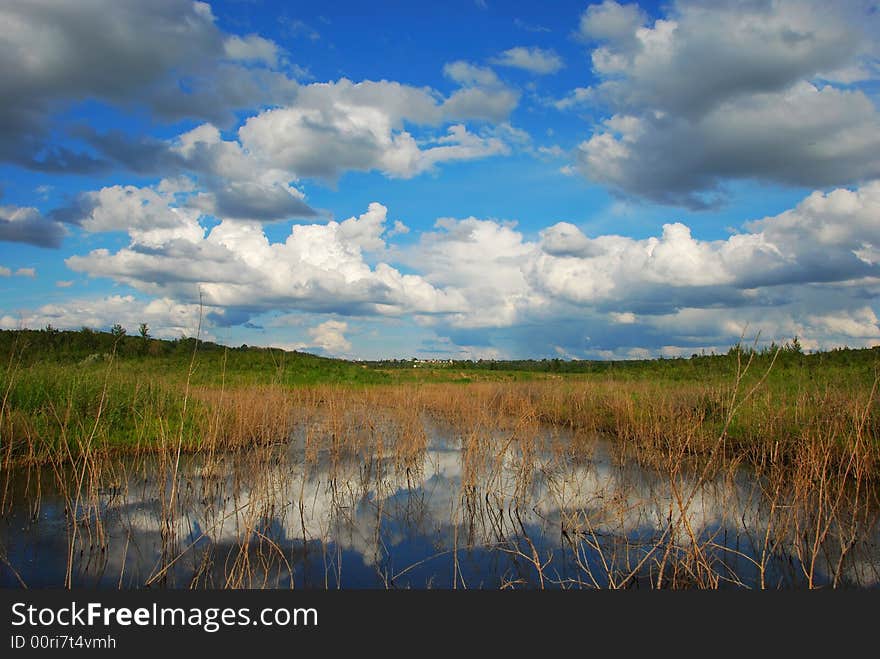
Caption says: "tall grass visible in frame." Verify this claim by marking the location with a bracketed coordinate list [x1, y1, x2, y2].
[1, 331, 878, 589]
[2, 350, 878, 472]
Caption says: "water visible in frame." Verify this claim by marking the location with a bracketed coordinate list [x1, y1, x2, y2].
[2, 420, 878, 588]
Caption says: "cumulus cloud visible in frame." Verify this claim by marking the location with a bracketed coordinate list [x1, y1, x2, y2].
[223, 34, 281, 67]
[0, 0, 299, 169]
[498, 183, 879, 354]
[2, 0, 520, 195]
[10, 182, 880, 359]
[529, 183, 880, 311]
[65, 199, 465, 323]
[568, 0, 880, 206]
[580, 0, 877, 116]
[443, 61, 502, 88]
[236, 78, 512, 180]
[440, 61, 521, 124]
[642, 302, 880, 354]
[398, 182, 879, 353]
[8, 1, 878, 361]
[49, 101, 321, 227]
[745, 183, 880, 253]
[575, 83, 880, 208]
[403, 216, 543, 329]
[0, 205, 67, 247]
[440, 87, 520, 125]
[553, 87, 594, 111]
[240, 107, 507, 181]
[97, 76, 518, 193]
[32, 182, 870, 355]
[578, 0, 646, 48]
[491, 47, 564, 74]
[0, 295, 207, 339]
[168, 124, 318, 221]
[299, 320, 352, 355]
[70, 183, 205, 248]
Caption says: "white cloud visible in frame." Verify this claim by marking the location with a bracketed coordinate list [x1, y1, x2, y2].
[223, 34, 281, 67]
[280, 18, 320, 42]
[578, 0, 646, 48]
[404, 216, 543, 329]
[220, 77, 516, 182]
[530, 222, 737, 306]
[537, 145, 565, 159]
[443, 61, 501, 88]
[8, 170, 879, 359]
[0, 266, 35, 279]
[261, 318, 354, 356]
[643, 303, 880, 354]
[441, 62, 520, 123]
[168, 123, 316, 222]
[441, 86, 520, 124]
[237, 82, 511, 180]
[68, 70, 518, 221]
[807, 307, 880, 339]
[3, 7, 521, 204]
[388, 220, 410, 237]
[610, 312, 637, 324]
[745, 183, 880, 257]
[0, 295, 207, 339]
[582, 0, 877, 116]
[50, 181, 879, 355]
[491, 47, 564, 75]
[0, 0, 299, 167]
[65, 199, 465, 321]
[553, 87, 593, 110]
[76, 183, 204, 247]
[300, 320, 352, 355]
[527, 182, 880, 310]
[405, 182, 880, 353]
[577, 82, 880, 208]
[569, 0, 880, 205]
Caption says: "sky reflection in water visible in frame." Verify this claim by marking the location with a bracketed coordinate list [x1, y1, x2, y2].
[2, 422, 879, 589]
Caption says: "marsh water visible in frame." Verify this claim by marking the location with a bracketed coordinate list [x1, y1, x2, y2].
[2, 418, 879, 589]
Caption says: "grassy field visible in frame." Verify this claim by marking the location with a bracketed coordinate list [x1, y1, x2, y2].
[1, 328, 878, 589]
[1, 327, 878, 470]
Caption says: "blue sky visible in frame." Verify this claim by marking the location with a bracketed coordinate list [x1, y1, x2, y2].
[1, 0, 879, 359]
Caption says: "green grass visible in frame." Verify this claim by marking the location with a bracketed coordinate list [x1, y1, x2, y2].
[0, 328, 389, 387]
[1, 328, 878, 463]
[0, 328, 385, 459]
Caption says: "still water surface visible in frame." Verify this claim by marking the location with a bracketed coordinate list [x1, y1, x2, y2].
[2, 421, 878, 588]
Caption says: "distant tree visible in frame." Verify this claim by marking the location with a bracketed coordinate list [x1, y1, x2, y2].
[135, 323, 150, 354]
[44, 324, 58, 335]
[111, 323, 126, 339]
[77, 326, 97, 351]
